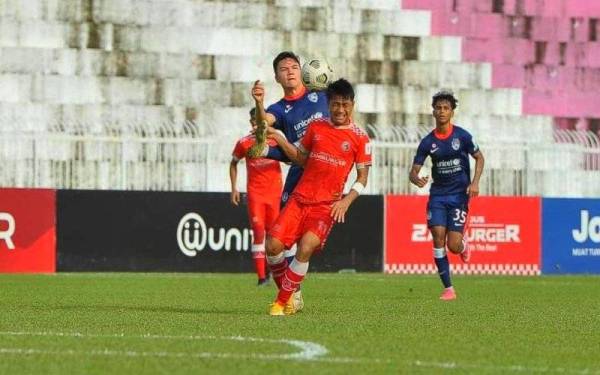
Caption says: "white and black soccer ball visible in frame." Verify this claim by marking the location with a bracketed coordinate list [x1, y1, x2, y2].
[301, 59, 335, 91]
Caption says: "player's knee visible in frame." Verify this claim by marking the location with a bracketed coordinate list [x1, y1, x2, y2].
[447, 239, 462, 254]
[265, 236, 284, 256]
[446, 234, 463, 254]
[295, 245, 314, 263]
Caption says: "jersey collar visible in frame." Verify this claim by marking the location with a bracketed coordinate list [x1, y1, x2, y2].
[283, 86, 307, 101]
[433, 124, 454, 140]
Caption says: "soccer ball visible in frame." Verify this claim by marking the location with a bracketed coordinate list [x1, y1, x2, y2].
[301, 59, 335, 91]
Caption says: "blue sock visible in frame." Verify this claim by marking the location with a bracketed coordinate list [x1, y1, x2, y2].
[433, 248, 452, 288]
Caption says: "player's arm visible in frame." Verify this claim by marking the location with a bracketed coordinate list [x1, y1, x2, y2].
[409, 141, 429, 187]
[266, 127, 308, 166]
[251, 80, 276, 127]
[331, 166, 369, 223]
[229, 158, 241, 205]
[409, 164, 429, 188]
[467, 150, 485, 197]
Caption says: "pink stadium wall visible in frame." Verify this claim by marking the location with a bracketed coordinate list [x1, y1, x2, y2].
[403, 0, 600, 131]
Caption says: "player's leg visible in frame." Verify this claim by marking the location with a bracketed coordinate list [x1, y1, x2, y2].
[266, 197, 302, 290]
[263, 197, 281, 282]
[428, 196, 455, 299]
[275, 231, 319, 312]
[446, 194, 470, 262]
[248, 198, 268, 285]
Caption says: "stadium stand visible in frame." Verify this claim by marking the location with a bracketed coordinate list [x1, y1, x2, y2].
[0, 0, 598, 195]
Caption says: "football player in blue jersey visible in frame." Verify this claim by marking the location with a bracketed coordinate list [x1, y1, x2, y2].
[249, 51, 330, 312]
[409, 91, 485, 301]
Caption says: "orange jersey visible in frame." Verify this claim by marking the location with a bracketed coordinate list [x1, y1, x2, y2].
[293, 119, 372, 204]
[232, 136, 282, 198]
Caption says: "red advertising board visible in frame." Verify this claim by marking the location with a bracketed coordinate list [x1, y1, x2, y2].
[385, 195, 541, 275]
[0, 189, 56, 273]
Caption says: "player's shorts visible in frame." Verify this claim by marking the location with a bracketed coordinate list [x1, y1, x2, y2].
[268, 196, 335, 251]
[427, 193, 469, 233]
[247, 195, 280, 243]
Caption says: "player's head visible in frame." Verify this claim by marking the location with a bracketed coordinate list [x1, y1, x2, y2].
[249, 108, 257, 130]
[431, 90, 457, 126]
[326, 78, 355, 127]
[272, 51, 302, 90]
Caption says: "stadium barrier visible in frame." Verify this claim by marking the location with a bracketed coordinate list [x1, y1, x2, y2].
[56, 190, 384, 272]
[542, 198, 600, 274]
[0, 188, 56, 273]
[2, 188, 600, 275]
[384, 195, 542, 275]
[2, 124, 600, 197]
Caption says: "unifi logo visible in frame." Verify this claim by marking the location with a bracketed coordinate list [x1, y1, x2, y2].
[0, 212, 15, 250]
[176, 213, 253, 257]
[572, 210, 600, 243]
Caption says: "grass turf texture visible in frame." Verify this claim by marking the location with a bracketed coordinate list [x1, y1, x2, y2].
[0, 273, 598, 374]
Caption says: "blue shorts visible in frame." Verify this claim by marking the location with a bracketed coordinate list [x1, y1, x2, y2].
[427, 194, 469, 233]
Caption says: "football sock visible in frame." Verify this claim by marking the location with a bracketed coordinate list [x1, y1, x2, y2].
[277, 258, 308, 305]
[433, 247, 452, 288]
[266, 253, 287, 289]
[251, 245, 266, 280]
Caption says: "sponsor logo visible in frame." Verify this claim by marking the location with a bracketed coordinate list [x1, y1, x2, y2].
[310, 151, 347, 167]
[176, 213, 253, 257]
[293, 112, 323, 136]
[307, 92, 318, 103]
[284, 105, 293, 113]
[452, 138, 460, 150]
[430, 148, 439, 154]
[341, 141, 350, 152]
[436, 158, 462, 174]
[572, 210, 600, 243]
[412, 215, 520, 252]
[0, 212, 15, 250]
[571, 210, 600, 257]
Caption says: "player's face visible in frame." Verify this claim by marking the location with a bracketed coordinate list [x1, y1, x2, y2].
[274, 58, 302, 90]
[329, 95, 354, 126]
[249, 118, 257, 131]
[433, 100, 454, 125]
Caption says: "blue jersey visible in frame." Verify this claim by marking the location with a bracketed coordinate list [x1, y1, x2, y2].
[413, 125, 479, 196]
[266, 89, 329, 203]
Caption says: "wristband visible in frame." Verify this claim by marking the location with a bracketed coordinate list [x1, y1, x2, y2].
[351, 182, 365, 195]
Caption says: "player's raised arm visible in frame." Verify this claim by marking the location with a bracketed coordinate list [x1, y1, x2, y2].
[467, 150, 485, 197]
[266, 126, 307, 166]
[251, 80, 276, 127]
[409, 164, 429, 188]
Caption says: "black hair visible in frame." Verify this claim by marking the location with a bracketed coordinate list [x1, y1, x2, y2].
[432, 90, 458, 109]
[272, 51, 300, 73]
[326, 78, 355, 102]
[249, 107, 256, 117]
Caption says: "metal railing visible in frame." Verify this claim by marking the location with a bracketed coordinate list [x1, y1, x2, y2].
[1, 122, 600, 197]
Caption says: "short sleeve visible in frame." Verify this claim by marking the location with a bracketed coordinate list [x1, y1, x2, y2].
[464, 131, 480, 155]
[232, 140, 246, 161]
[412, 139, 429, 166]
[355, 135, 372, 169]
[266, 103, 284, 130]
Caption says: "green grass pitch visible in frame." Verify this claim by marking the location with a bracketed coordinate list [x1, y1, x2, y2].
[0, 273, 598, 374]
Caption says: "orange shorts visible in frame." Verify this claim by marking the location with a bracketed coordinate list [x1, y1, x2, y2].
[268, 196, 335, 251]
[247, 195, 280, 244]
